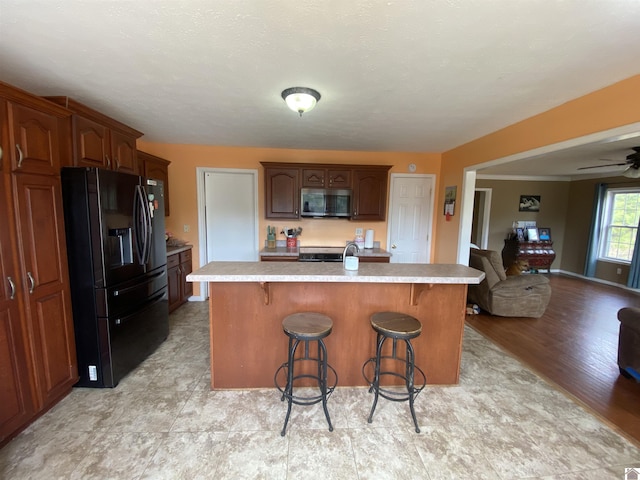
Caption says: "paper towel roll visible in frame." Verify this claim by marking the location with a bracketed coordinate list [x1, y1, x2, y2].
[364, 229, 374, 249]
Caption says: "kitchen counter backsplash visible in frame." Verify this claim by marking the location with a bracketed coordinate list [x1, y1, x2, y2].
[260, 241, 390, 258]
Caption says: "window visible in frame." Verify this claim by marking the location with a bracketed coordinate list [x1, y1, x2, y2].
[600, 188, 640, 262]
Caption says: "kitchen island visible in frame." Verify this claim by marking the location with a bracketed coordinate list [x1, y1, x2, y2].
[187, 262, 484, 388]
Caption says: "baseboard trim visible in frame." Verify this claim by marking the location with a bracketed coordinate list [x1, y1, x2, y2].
[187, 295, 207, 302]
[558, 269, 640, 293]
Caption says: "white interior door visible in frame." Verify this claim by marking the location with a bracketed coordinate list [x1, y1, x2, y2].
[204, 169, 258, 262]
[387, 174, 434, 263]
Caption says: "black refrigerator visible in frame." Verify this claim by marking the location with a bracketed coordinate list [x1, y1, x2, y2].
[61, 167, 169, 387]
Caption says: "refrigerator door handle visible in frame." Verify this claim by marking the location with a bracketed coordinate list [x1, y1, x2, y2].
[142, 187, 153, 264]
[134, 185, 149, 265]
[113, 289, 168, 326]
[112, 269, 166, 297]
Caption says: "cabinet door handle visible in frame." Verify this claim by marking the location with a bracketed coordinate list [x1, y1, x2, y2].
[27, 272, 35, 294]
[16, 144, 24, 168]
[106, 154, 111, 168]
[115, 156, 120, 169]
[7, 276, 16, 299]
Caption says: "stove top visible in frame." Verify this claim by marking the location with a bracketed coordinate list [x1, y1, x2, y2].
[299, 246, 344, 254]
[298, 246, 344, 262]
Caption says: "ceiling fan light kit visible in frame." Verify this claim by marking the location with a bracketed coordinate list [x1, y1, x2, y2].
[624, 164, 640, 179]
[576, 146, 640, 178]
[281, 87, 321, 116]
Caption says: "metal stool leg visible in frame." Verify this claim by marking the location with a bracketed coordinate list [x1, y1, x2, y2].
[280, 338, 300, 436]
[367, 333, 386, 423]
[318, 339, 333, 431]
[405, 339, 420, 433]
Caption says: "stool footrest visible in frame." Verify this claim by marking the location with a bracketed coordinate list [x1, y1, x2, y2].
[274, 364, 337, 406]
[362, 357, 426, 402]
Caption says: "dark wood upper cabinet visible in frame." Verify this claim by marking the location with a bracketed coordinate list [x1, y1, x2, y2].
[263, 162, 390, 221]
[7, 101, 62, 175]
[110, 130, 137, 174]
[351, 167, 390, 221]
[138, 151, 171, 216]
[301, 167, 351, 188]
[45, 96, 142, 174]
[72, 114, 110, 169]
[264, 166, 300, 219]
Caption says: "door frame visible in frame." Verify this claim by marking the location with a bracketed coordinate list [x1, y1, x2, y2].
[196, 167, 259, 300]
[386, 173, 435, 263]
[473, 188, 492, 249]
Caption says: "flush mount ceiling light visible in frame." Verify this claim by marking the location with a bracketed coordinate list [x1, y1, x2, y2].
[281, 87, 321, 117]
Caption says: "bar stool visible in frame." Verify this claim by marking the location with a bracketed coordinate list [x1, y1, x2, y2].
[362, 311, 426, 433]
[274, 312, 337, 436]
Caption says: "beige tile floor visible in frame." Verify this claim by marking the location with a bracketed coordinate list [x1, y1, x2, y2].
[2, 301, 640, 479]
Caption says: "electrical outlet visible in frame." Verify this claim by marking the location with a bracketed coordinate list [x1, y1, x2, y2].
[355, 228, 363, 236]
[617, 267, 622, 275]
[184, 224, 190, 233]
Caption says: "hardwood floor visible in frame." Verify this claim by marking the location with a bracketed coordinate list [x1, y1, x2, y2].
[466, 273, 640, 446]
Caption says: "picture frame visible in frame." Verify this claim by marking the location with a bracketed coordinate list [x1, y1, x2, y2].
[526, 227, 539, 242]
[538, 227, 551, 241]
[519, 195, 541, 212]
[516, 227, 525, 241]
[444, 186, 457, 216]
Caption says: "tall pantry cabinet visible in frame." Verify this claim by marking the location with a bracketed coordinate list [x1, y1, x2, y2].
[0, 82, 78, 446]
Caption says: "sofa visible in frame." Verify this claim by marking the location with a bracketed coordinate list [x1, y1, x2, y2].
[617, 307, 640, 380]
[468, 248, 551, 318]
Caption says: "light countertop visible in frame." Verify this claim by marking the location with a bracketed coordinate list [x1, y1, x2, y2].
[259, 246, 392, 258]
[166, 245, 193, 256]
[187, 261, 484, 284]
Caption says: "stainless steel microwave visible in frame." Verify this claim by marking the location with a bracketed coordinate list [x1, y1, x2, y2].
[300, 188, 351, 218]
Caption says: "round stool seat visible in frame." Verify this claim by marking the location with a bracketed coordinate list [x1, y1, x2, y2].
[283, 312, 333, 340]
[371, 312, 422, 339]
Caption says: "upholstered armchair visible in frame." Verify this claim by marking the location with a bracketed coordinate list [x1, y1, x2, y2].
[617, 307, 640, 380]
[468, 248, 551, 318]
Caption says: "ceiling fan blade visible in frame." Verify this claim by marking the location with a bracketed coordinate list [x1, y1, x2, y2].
[577, 162, 629, 170]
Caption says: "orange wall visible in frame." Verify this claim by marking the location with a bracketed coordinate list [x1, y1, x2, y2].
[136, 142, 440, 296]
[436, 74, 640, 262]
[140, 74, 640, 281]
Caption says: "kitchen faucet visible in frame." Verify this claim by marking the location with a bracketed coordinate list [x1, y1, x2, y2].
[343, 242, 360, 267]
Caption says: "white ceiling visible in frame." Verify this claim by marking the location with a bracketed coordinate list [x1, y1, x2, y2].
[2, 1, 640, 178]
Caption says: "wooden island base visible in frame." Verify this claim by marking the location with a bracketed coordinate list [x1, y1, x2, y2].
[208, 281, 468, 388]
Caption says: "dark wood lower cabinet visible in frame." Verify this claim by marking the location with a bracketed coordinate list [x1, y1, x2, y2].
[168, 247, 193, 313]
[14, 174, 78, 409]
[1, 82, 78, 447]
[0, 177, 35, 445]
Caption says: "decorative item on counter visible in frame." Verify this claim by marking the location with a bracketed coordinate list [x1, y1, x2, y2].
[281, 226, 303, 248]
[267, 226, 276, 248]
[165, 231, 188, 247]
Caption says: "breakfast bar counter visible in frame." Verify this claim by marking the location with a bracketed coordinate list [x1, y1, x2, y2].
[188, 262, 484, 388]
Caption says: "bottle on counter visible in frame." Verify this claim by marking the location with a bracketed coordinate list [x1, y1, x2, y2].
[355, 233, 365, 250]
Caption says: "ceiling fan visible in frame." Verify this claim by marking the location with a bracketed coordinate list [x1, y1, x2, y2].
[577, 147, 640, 178]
